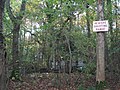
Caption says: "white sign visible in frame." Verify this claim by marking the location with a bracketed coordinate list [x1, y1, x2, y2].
[93, 20, 109, 32]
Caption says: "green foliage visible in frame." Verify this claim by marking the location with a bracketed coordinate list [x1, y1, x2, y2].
[96, 81, 107, 90]
[78, 81, 107, 90]
[87, 86, 95, 90]
[78, 85, 84, 90]
[82, 62, 96, 77]
[78, 85, 95, 90]
[9, 69, 21, 81]
[71, 31, 96, 61]
[4, 0, 120, 88]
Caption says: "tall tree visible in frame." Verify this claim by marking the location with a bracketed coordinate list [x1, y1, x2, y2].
[6, 0, 26, 75]
[0, 0, 7, 89]
[96, 0, 105, 82]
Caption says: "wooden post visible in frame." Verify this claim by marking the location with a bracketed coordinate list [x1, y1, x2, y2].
[96, 0, 105, 82]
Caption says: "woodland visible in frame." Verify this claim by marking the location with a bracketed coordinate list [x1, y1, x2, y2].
[0, 0, 120, 90]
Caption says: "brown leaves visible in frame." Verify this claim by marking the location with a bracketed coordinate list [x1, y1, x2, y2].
[8, 73, 120, 90]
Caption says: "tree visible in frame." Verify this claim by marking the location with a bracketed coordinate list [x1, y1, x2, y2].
[6, 0, 26, 78]
[0, 0, 7, 89]
[96, 0, 105, 82]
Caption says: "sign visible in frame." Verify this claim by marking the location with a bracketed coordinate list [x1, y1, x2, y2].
[93, 20, 109, 32]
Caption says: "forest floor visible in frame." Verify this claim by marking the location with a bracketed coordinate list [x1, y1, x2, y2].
[8, 72, 120, 90]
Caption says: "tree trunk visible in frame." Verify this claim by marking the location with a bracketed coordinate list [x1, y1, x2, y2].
[0, 0, 7, 89]
[12, 24, 20, 69]
[65, 35, 72, 74]
[86, 2, 91, 38]
[96, 0, 105, 82]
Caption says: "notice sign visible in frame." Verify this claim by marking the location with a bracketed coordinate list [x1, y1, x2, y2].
[93, 20, 109, 32]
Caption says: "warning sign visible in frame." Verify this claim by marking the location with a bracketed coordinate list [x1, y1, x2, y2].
[93, 20, 109, 32]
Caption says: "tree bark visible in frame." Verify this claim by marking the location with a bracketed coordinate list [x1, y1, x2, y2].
[12, 24, 20, 69]
[96, 0, 105, 82]
[0, 0, 7, 89]
[86, 2, 91, 38]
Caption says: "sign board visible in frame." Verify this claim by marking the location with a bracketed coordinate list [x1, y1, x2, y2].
[93, 20, 109, 32]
